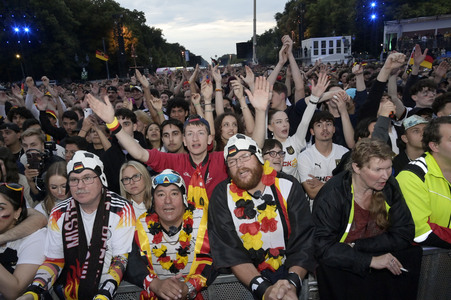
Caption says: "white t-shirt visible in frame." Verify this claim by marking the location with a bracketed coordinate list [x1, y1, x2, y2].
[297, 143, 349, 184]
[281, 135, 305, 181]
[45, 193, 135, 279]
[0, 227, 46, 266]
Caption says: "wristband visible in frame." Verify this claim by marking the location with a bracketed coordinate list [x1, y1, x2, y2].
[194, 103, 201, 106]
[250, 275, 271, 300]
[286, 272, 302, 296]
[157, 111, 164, 115]
[93, 295, 109, 300]
[309, 95, 319, 104]
[143, 274, 157, 294]
[24, 292, 39, 300]
[241, 106, 248, 110]
[106, 117, 119, 130]
[205, 109, 214, 112]
[215, 88, 223, 92]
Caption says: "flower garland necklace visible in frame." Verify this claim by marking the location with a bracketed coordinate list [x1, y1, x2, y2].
[229, 162, 285, 272]
[146, 200, 195, 274]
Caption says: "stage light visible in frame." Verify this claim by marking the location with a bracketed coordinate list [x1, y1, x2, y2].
[371, 2, 376, 7]
[24, 27, 29, 32]
[371, 14, 376, 20]
[14, 27, 19, 32]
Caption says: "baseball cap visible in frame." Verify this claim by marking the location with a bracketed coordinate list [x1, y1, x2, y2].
[224, 134, 264, 164]
[67, 151, 108, 187]
[0, 123, 20, 133]
[402, 115, 429, 131]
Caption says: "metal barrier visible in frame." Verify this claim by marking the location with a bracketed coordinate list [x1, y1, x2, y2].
[417, 247, 451, 300]
[115, 246, 451, 300]
[115, 274, 317, 300]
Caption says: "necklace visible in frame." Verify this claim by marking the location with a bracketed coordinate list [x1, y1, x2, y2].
[146, 200, 195, 274]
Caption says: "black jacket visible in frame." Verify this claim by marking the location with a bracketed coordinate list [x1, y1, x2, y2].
[312, 170, 414, 276]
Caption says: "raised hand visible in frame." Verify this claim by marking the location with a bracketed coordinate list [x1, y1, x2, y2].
[230, 80, 244, 99]
[311, 72, 330, 98]
[136, 69, 150, 89]
[412, 44, 428, 66]
[201, 77, 213, 101]
[245, 76, 271, 112]
[111, 75, 119, 87]
[240, 65, 255, 88]
[41, 76, 50, 87]
[282, 35, 293, 53]
[377, 99, 396, 118]
[434, 60, 450, 79]
[387, 53, 406, 70]
[25, 76, 34, 90]
[191, 93, 201, 106]
[86, 94, 115, 124]
[211, 65, 222, 84]
[278, 44, 289, 66]
[352, 64, 364, 76]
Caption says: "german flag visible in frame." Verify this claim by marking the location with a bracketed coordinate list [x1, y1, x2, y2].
[409, 53, 434, 69]
[96, 50, 109, 61]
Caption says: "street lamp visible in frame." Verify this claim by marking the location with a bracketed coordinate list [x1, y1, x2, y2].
[16, 54, 25, 79]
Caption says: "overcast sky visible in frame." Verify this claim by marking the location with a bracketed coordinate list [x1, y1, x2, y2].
[118, 0, 287, 62]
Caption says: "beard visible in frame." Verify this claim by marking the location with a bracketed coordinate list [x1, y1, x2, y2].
[230, 163, 263, 191]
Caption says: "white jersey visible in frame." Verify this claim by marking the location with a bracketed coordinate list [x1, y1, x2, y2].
[297, 143, 348, 183]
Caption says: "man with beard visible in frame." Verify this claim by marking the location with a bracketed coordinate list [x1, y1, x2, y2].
[208, 134, 315, 300]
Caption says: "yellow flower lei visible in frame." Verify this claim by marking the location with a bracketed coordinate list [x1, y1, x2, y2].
[229, 161, 284, 271]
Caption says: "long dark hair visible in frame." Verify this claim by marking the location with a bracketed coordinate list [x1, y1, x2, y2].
[0, 147, 19, 183]
[214, 112, 244, 151]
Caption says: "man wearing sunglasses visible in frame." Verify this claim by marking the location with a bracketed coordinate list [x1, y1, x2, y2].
[21, 151, 135, 300]
[209, 134, 315, 300]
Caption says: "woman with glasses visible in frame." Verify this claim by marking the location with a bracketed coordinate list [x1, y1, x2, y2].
[0, 183, 46, 299]
[262, 139, 286, 172]
[35, 161, 69, 218]
[126, 169, 214, 300]
[267, 73, 330, 181]
[119, 161, 153, 219]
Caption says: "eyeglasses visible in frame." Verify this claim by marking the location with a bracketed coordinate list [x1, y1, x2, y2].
[264, 150, 286, 158]
[68, 175, 98, 186]
[121, 173, 142, 185]
[227, 152, 253, 167]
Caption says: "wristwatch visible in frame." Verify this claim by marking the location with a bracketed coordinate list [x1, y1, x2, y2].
[185, 281, 197, 300]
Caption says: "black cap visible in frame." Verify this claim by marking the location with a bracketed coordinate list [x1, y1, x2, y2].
[0, 123, 20, 133]
[107, 86, 117, 92]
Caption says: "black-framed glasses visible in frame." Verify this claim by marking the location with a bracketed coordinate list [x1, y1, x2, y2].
[68, 175, 98, 187]
[264, 150, 286, 158]
[227, 153, 253, 167]
[121, 173, 142, 185]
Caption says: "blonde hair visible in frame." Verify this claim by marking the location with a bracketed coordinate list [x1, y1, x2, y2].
[134, 110, 152, 127]
[119, 160, 152, 209]
[351, 138, 392, 230]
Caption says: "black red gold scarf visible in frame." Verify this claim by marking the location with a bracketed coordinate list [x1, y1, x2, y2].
[61, 193, 110, 299]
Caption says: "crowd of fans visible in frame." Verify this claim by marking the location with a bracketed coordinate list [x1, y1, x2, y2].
[0, 34, 450, 299]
